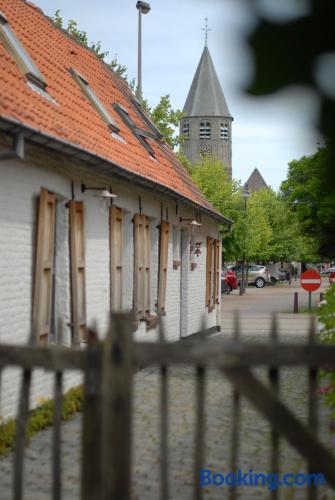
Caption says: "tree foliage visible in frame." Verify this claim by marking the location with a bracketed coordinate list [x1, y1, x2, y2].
[280, 146, 335, 258]
[188, 157, 314, 262]
[246, 0, 335, 181]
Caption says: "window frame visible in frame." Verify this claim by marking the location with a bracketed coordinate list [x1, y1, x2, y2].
[70, 68, 120, 134]
[0, 11, 47, 90]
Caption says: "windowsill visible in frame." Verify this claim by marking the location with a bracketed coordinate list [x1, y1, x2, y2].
[27, 81, 58, 105]
[111, 131, 126, 144]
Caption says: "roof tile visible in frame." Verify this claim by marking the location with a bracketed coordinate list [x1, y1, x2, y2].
[0, 0, 226, 220]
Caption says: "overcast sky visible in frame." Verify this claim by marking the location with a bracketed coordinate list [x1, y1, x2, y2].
[35, 0, 320, 191]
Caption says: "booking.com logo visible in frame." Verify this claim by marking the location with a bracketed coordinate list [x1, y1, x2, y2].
[200, 468, 326, 491]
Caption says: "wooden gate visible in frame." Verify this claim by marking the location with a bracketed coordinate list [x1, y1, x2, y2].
[1, 313, 335, 499]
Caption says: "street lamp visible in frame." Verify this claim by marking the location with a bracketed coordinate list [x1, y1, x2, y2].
[136, 1, 151, 100]
[240, 184, 250, 295]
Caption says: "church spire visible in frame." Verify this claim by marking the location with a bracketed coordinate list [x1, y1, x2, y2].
[182, 45, 231, 117]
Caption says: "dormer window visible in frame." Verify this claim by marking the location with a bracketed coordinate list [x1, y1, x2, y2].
[183, 123, 190, 140]
[70, 68, 120, 134]
[221, 123, 229, 140]
[200, 121, 211, 139]
[0, 11, 47, 90]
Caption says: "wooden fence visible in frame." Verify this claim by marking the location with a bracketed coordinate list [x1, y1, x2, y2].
[0, 313, 335, 499]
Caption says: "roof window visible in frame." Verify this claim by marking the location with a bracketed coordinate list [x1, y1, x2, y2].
[113, 103, 156, 158]
[0, 11, 47, 90]
[70, 68, 120, 134]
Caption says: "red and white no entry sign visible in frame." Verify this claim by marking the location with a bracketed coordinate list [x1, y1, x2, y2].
[300, 270, 321, 292]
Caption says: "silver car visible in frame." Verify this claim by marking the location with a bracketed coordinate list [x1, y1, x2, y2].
[228, 264, 271, 288]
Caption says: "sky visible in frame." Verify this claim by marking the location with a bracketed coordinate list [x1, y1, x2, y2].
[35, 0, 321, 191]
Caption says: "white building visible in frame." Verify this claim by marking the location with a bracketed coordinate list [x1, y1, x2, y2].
[0, 0, 230, 418]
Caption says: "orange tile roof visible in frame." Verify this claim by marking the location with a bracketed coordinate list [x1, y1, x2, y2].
[0, 0, 228, 222]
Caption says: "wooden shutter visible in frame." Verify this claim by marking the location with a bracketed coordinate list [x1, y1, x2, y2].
[213, 239, 220, 304]
[206, 237, 213, 307]
[157, 221, 170, 315]
[133, 214, 151, 321]
[110, 206, 123, 312]
[69, 201, 87, 343]
[143, 216, 151, 317]
[32, 188, 56, 345]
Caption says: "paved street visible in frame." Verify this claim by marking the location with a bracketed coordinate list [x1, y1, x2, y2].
[0, 281, 334, 499]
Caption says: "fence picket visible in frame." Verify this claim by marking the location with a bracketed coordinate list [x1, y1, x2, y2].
[194, 365, 205, 500]
[53, 319, 64, 500]
[229, 312, 240, 500]
[13, 368, 32, 500]
[101, 314, 133, 500]
[269, 314, 279, 500]
[81, 329, 102, 500]
[159, 319, 169, 500]
[308, 316, 318, 500]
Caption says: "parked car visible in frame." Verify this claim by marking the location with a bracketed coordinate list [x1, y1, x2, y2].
[228, 264, 271, 288]
[322, 266, 335, 276]
[269, 268, 290, 284]
[221, 268, 238, 294]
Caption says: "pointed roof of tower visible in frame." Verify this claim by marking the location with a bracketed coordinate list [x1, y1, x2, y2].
[246, 168, 268, 192]
[183, 46, 232, 118]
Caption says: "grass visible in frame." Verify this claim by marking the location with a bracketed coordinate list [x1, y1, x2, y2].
[0, 385, 83, 457]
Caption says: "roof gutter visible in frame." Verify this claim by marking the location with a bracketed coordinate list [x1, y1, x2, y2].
[0, 116, 232, 225]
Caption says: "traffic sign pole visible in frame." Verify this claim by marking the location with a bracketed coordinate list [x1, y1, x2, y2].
[309, 292, 312, 313]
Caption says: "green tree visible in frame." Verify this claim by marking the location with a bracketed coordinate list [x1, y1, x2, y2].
[280, 146, 335, 258]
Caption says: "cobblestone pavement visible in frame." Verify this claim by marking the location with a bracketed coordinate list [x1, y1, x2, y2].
[1, 283, 334, 499]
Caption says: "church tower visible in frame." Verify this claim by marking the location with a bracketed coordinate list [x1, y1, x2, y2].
[180, 39, 233, 180]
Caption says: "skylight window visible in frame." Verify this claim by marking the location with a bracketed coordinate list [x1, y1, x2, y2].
[70, 68, 120, 134]
[0, 11, 47, 90]
[113, 103, 156, 158]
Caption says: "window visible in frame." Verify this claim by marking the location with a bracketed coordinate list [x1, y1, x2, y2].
[0, 11, 47, 90]
[133, 214, 151, 321]
[183, 123, 190, 140]
[200, 121, 211, 139]
[157, 221, 170, 315]
[114, 103, 156, 158]
[69, 200, 87, 344]
[70, 68, 120, 134]
[221, 123, 229, 140]
[32, 188, 56, 344]
[110, 205, 123, 312]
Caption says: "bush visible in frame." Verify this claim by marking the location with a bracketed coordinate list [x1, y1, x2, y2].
[318, 283, 335, 445]
[0, 385, 83, 456]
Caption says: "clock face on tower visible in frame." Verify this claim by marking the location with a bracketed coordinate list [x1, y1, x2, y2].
[199, 143, 212, 157]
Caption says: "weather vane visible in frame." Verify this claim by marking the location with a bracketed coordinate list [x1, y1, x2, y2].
[201, 17, 212, 46]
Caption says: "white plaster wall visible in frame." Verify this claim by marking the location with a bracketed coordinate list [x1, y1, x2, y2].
[0, 149, 222, 418]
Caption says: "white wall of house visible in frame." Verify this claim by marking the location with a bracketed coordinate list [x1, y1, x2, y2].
[0, 144, 221, 418]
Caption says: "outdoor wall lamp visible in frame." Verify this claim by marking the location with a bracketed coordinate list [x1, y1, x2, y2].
[81, 184, 117, 199]
[179, 217, 202, 227]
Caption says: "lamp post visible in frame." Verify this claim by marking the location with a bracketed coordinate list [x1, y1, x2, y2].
[240, 184, 250, 295]
[136, 1, 151, 100]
